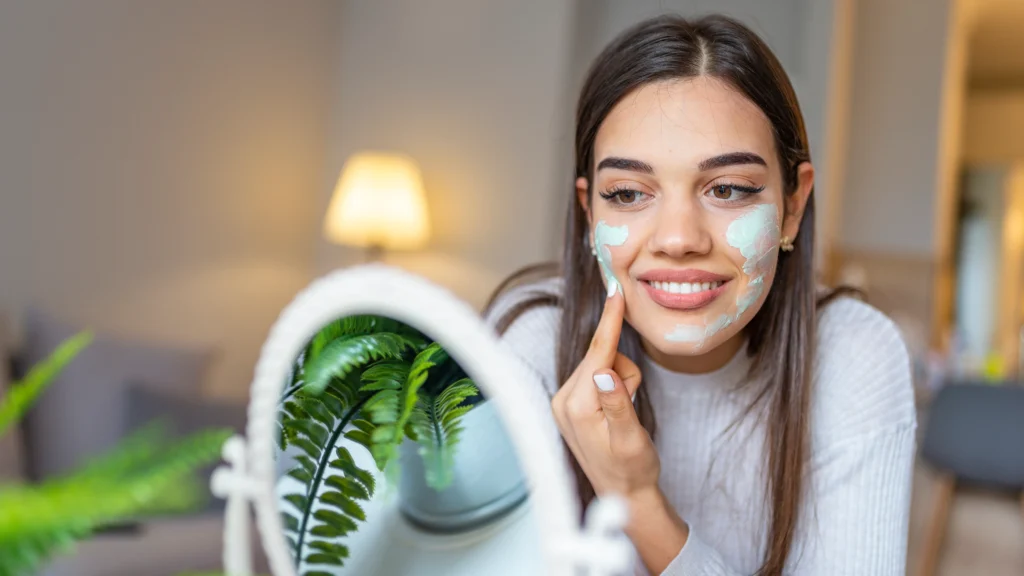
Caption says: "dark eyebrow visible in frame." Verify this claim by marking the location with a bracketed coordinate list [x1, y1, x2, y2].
[596, 157, 654, 174]
[698, 152, 767, 171]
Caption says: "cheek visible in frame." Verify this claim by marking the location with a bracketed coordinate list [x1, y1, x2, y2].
[725, 204, 781, 277]
[612, 229, 645, 271]
[593, 214, 649, 272]
[727, 204, 781, 315]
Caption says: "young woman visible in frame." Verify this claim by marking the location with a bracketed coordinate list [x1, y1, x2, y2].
[485, 14, 916, 576]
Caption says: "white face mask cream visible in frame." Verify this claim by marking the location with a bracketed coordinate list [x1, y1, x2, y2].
[594, 220, 629, 296]
[664, 204, 781, 347]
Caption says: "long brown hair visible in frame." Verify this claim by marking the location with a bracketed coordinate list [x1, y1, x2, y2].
[487, 15, 822, 575]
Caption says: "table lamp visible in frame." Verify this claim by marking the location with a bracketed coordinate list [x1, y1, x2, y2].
[323, 152, 431, 261]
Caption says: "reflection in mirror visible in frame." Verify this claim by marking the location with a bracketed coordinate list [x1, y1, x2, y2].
[273, 314, 540, 575]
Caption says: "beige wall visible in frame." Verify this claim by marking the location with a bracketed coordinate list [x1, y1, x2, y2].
[316, 0, 579, 310]
[0, 1, 337, 397]
[964, 90, 1024, 164]
[832, 0, 954, 340]
[840, 0, 952, 257]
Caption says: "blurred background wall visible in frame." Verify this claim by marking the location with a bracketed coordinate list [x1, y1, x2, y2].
[0, 1, 336, 397]
[315, 0, 578, 303]
[0, 0, 1019, 400]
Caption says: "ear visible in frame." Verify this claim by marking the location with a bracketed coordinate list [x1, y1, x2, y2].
[576, 176, 594, 240]
[781, 162, 814, 241]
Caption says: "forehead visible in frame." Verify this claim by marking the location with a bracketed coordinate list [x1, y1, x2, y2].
[593, 77, 776, 171]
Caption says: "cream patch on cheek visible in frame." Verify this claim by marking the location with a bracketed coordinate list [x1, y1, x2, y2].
[664, 204, 781, 347]
[727, 204, 781, 316]
[594, 220, 629, 295]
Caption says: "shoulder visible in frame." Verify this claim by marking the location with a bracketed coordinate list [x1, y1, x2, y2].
[484, 276, 563, 327]
[811, 296, 917, 449]
[484, 277, 563, 395]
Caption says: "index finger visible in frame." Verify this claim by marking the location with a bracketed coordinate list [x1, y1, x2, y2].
[584, 288, 625, 369]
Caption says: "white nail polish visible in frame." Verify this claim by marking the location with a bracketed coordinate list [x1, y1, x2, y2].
[594, 374, 614, 392]
[607, 283, 616, 298]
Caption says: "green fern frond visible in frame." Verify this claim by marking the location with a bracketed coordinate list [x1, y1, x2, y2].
[362, 343, 444, 474]
[286, 419, 329, 448]
[302, 334, 417, 396]
[318, 492, 366, 521]
[359, 361, 407, 393]
[409, 378, 479, 490]
[0, 331, 92, 439]
[331, 447, 375, 495]
[0, 427, 230, 576]
[308, 540, 349, 559]
[306, 316, 427, 362]
[281, 393, 376, 572]
[324, 475, 370, 501]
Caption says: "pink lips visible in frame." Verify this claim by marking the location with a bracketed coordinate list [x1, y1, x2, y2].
[636, 269, 732, 311]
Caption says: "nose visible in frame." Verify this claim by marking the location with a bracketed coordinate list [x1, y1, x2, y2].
[646, 194, 712, 258]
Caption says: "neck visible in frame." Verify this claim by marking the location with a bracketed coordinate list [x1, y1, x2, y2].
[641, 332, 745, 374]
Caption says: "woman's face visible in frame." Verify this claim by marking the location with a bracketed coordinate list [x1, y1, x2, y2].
[579, 78, 812, 372]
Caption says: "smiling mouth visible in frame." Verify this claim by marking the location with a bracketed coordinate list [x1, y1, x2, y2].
[640, 279, 730, 311]
[646, 280, 724, 295]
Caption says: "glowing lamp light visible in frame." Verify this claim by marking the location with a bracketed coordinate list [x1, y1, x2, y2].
[323, 152, 431, 258]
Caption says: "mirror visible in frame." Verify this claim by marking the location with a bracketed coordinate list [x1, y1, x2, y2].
[274, 312, 538, 574]
[214, 265, 634, 576]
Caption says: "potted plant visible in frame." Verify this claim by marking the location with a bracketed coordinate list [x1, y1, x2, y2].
[0, 333, 232, 576]
[277, 314, 528, 572]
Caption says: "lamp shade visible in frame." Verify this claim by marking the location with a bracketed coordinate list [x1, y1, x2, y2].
[323, 152, 431, 250]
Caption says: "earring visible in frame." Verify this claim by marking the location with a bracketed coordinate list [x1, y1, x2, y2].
[780, 236, 795, 252]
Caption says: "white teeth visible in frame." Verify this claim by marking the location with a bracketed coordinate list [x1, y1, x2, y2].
[649, 280, 722, 294]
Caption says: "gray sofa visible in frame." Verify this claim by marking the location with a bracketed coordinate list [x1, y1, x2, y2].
[0, 309, 267, 576]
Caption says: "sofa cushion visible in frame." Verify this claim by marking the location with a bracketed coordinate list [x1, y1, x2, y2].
[21, 308, 212, 480]
[124, 385, 247, 511]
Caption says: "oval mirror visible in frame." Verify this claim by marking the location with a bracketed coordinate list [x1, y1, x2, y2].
[213, 265, 634, 576]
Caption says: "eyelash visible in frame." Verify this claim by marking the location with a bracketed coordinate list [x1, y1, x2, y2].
[598, 182, 766, 206]
[707, 183, 766, 201]
[598, 186, 647, 206]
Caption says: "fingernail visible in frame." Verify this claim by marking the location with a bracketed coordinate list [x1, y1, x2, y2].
[594, 374, 615, 392]
[607, 283, 616, 298]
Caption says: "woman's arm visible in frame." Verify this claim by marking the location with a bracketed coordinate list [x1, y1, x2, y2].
[625, 487, 689, 574]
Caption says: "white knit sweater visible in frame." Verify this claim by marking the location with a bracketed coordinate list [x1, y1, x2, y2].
[486, 278, 917, 575]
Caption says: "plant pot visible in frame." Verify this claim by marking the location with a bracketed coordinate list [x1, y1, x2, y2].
[397, 400, 529, 533]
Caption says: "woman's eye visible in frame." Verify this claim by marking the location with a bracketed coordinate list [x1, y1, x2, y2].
[600, 189, 647, 206]
[616, 190, 641, 203]
[711, 185, 734, 200]
[707, 183, 765, 202]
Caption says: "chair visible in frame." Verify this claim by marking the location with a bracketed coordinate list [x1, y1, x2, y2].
[916, 382, 1024, 576]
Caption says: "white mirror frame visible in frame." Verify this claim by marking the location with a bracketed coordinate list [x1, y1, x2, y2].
[211, 264, 634, 576]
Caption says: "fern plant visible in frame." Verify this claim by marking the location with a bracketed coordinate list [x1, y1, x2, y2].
[278, 315, 481, 573]
[0, 333, 233, 576]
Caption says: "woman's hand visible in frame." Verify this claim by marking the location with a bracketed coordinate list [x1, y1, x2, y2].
[550, 290, 659, 505]
[551, 290, 689, 573]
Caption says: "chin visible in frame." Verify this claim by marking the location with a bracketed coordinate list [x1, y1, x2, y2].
[647, 339, 707, 357]
[628, 312, 746, 360]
